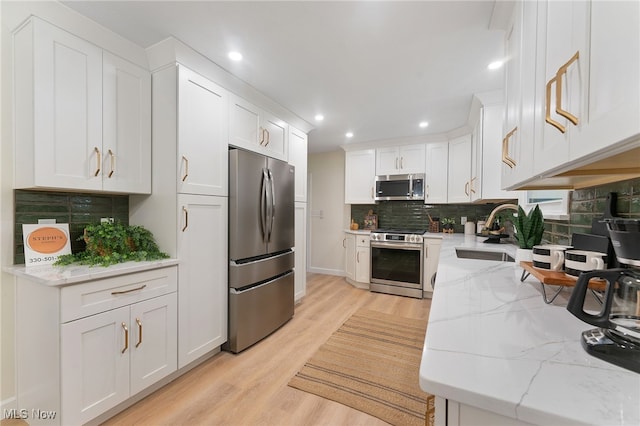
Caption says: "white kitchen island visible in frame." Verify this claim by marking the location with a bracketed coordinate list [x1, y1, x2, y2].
[419, 234, 639, 426]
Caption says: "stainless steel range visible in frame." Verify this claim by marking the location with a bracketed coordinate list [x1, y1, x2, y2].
[370, 229, 426, 298]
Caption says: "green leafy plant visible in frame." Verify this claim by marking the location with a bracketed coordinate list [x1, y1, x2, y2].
[55, 222, 169, 267]
[513, 205, 544, 249]
[441, 217, 455, 225]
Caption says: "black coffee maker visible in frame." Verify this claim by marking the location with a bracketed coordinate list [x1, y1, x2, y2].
[567, 218, 640, 373]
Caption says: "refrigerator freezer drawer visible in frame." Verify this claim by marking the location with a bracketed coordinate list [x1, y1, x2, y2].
[226, 271, 294, 353]
[229, 250, 294, 289]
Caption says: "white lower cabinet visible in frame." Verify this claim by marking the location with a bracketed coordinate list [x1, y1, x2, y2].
[437, 397, 534, 426]
[344, 232, 370, 285]
[177, 194, 228, 368]
[61, 293, 177, 425]
[15, 265, 178, 426]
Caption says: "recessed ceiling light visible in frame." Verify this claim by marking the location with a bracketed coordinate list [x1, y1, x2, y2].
[315, 114, 324, 121]
[488, 60, 503, 70]
[419, 121, 429, 128]
[228, 51, 243, 61]
[346, 132, 354, 138]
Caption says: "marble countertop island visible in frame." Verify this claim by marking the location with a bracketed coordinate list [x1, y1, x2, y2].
[419, 234, 639, 425]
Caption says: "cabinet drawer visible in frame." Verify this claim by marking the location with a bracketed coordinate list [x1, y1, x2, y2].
[357, 236, 370, 247]
[61, 266, 177, 323]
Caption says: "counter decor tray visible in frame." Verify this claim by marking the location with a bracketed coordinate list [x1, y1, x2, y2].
[519, 261, 606, 304]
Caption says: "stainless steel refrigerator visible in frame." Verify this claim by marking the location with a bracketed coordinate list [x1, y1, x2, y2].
[226, 148, 295, 353]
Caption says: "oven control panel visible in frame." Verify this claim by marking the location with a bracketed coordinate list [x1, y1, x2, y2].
[370, 232, 423, 244]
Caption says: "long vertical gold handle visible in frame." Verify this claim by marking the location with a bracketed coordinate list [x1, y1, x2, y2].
[259, 127, 265, 145]
[343, 238, 346, 248]
[181, 206, 188, 232]
[121, 322, 129, 354]
[264, 130, 270, 147]
[546, 76, 566, 133]
[135, 318, 142, 348]
[395, 157, 398, 169]
[470, 177, 477, 194]
[464, 181, 470, 196]
[181, 155, 189, 182]
[400, 157, 404, 169]
[94, 147, 101, 177]
[357, 251, 360, 263]
[107, 149, 115, 178]
[555, 51, 580, 125]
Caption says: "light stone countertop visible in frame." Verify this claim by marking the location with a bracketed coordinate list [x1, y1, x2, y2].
[419, 234, 640, 425]
[3, 259, 179, 286]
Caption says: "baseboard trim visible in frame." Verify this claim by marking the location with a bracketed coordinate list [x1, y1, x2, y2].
[308, 267, 344, 276]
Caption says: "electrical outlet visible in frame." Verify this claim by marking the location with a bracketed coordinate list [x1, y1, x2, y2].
[101, 217, 114, 224]
[461, 216, 467, 225]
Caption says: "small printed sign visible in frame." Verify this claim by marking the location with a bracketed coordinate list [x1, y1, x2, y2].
[22, 224, 71, 266]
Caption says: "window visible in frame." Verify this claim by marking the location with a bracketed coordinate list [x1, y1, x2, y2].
[518, 190, 570, 220]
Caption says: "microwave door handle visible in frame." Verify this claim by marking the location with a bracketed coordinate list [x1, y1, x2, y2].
[261, 169, 269, 242]
[408, 176, 413, 197]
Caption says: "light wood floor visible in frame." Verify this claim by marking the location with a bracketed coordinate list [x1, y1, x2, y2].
[101, 274, 432, 425]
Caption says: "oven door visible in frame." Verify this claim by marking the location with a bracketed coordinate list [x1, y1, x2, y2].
[370, 242, 423, 289]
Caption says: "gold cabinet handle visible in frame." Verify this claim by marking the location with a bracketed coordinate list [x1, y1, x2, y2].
[107, 149, 116, 178]
[545, 76, 566, 133]
[464, 181, 470, 196]
[343, 238, 346, 248]
[181, 155, 189, 182]
[555, 51, 580, 125]
[121, 322, 129, 354]
[357, 251, 360, 263]
[502, 127, 517, 168]
[135, 318, 142, 348]
[400, 157, 404, 169]
[259, 127, 265, 145]
[111, 284, 147, 295]
[93, 147, 101, 177]
[470, 177, 477, 194]
[182, 206, 188, 232]
[264, 129, 270, 147]
[395, 157, 399, 169]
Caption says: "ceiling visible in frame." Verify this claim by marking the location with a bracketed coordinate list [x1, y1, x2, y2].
[61, 1, 506, 153]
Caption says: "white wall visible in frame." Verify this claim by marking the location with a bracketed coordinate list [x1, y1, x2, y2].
[307, 151, 350, 276]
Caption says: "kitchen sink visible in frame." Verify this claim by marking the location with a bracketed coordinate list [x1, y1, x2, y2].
[455, 248, 515, 262]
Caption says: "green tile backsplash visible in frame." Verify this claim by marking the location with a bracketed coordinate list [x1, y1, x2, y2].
[350, 177, 640, 245]
[13, 190, 129, 264]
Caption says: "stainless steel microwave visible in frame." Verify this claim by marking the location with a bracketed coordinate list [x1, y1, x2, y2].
[374, 173, 425, 201]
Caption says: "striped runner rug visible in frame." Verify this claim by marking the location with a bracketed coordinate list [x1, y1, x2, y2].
[288, 308, 434, 426]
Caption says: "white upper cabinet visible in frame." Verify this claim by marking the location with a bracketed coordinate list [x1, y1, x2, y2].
[229, 93, 288, 161]
[344, 149, 376, 204]
[178, 66, 229, 196]
[288, 126, 308, 202]
[103, 52, 152, 194]
[424, 142, 448, 204]
[13, 17, 151, 194]
[447, 135, 472, 203]
[376, 144, 426, 175]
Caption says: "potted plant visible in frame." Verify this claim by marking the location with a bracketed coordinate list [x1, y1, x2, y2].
[55, 221, 169, 267]
[442, 217, 455, 233]
[512, 205, 544, 262]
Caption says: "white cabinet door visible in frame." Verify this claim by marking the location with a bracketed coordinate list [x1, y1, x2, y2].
[294, 202, 307, 301]
[177, 194, 228, 368]
[447, 135, 472, 203]
[261, 110, 288, 161]
[129, 293, 177, 395]
[289, 127, 308, 202]
[61, 306, 130, 426]
[355, 247, 370, 284]
[425, 142, 448, 203]
[399, 144, 426, 175]
[534, 0, 587, 174]
[102, 52, 151, 194]
[15, 17, 103, 191]
[470, 118, 482, 202]
[572, 1, 640, 159]
[376, 147, 400, 175]
[344, 233, 356, 281]
[345, 150, 376, 204]
[178, 66, 229, 196]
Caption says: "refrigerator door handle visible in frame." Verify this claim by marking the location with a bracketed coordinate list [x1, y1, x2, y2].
[261, 169, 269, 242]
[267, 169, 275, 242]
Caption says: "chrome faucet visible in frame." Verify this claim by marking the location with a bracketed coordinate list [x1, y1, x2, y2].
[484, 203, 519, 231]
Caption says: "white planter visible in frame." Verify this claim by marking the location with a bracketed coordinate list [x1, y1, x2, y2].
[515, 248, 533, 263]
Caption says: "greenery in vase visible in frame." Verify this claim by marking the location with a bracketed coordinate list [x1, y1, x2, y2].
[441, 217, 455, 228]
[55, 221, 169, 267]
[512, 205, 544, 249]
